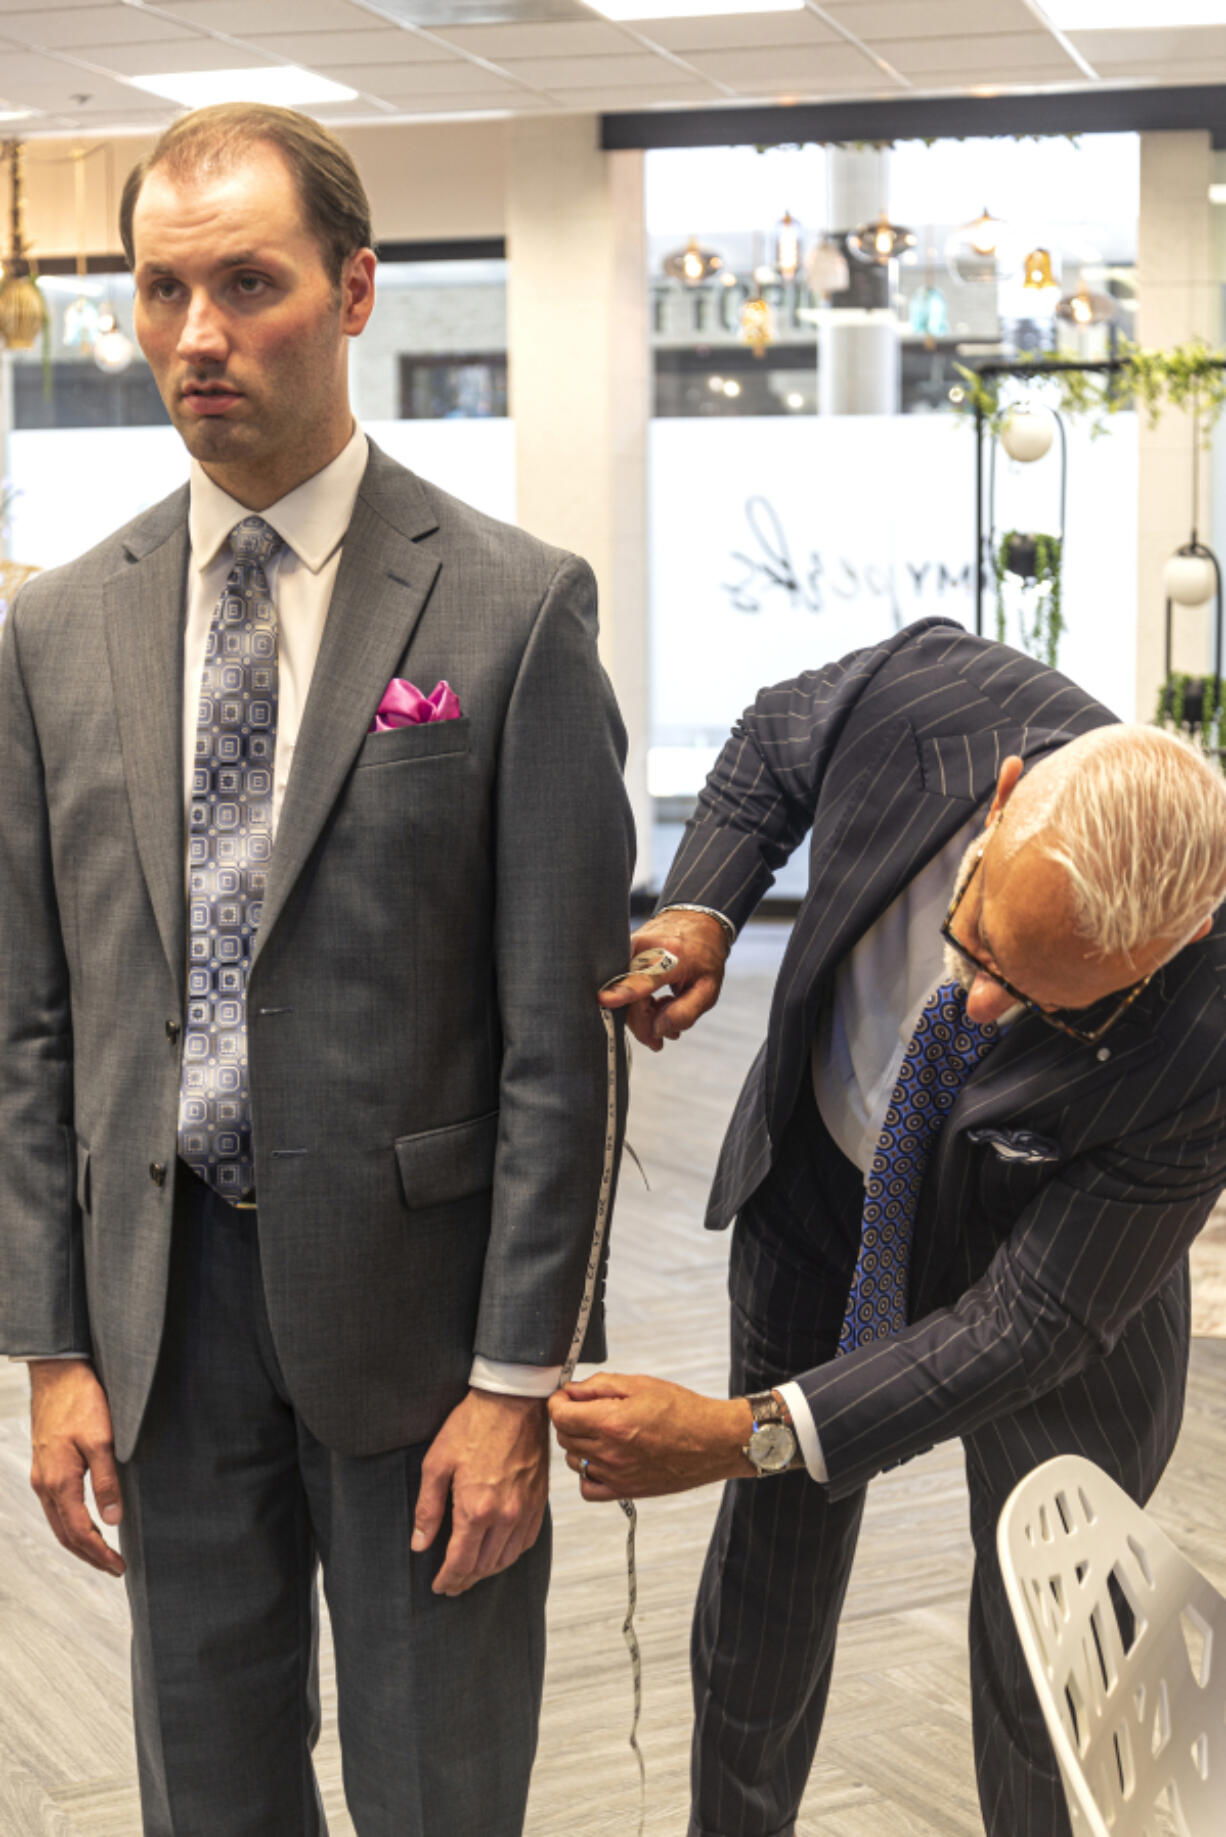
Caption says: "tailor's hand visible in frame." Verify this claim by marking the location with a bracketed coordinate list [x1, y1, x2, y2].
[413, 1389, 550, 1597]
[28, 1358, 126, 1577]
[597, 910, 729, 1052]
[550, 1372, 753, 1501]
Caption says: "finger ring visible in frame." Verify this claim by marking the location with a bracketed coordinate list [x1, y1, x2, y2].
[580, 1457, 591, 1478]
[628, 947, 679, 979]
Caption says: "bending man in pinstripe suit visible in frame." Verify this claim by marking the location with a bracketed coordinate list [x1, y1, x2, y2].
[552, 618, 1226, 1837]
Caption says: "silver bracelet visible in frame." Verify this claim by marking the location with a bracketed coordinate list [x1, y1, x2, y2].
[656, 902, 736, 945]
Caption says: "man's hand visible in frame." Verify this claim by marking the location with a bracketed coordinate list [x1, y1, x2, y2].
[28, 1358, 125, 1577]
[549, 1372, 753, 1500]
[598, 910, 729, 1052]
[412, 1389, 550, 1597]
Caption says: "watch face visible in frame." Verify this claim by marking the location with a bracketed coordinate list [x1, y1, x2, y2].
[748, 1421, 796, 1474]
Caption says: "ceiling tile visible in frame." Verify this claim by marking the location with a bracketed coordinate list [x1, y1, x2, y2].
[0, 0, 117, 8]
[321, 58, 521, 92]
[428, 21, 634, 57]
[679, 42, 885, 86]
[360, 0, 592, 21]
[633, 12, 837, 51]
[493, 52, 698, 87]
[154, 0, 386, 33]
[905, 65, 1094, 90]
[1068, 25, 1226, 63]
[68, 40, 282, 76]
[247, 29, 458, 64]
[824, 0, 1043, 37]
[871, 31, 1081, 76]
[0, 6, 205, 48]
[543, 81, 719, 106]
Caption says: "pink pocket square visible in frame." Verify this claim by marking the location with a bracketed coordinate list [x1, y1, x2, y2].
[369, 678, 461, 733]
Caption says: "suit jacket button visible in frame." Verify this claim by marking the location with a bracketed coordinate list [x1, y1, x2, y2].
[166, 1019, 180, 1043]
[149, 1161, 166, 1187]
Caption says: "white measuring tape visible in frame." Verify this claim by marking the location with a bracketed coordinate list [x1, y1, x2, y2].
[557, 1000, 645, 1835]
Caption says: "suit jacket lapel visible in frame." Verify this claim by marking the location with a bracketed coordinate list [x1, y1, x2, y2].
[252, 451, 441, 965]
[103, 491, 190, 997]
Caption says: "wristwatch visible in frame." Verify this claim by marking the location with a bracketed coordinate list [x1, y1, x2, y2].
[742, 1389, 799, 1476]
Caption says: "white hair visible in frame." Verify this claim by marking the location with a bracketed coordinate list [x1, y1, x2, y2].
[998, 724, 1226, 960]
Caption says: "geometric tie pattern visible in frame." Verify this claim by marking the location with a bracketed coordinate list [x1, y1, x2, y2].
[837, 977, 999, 1355]
[176, 515, 281, 1204]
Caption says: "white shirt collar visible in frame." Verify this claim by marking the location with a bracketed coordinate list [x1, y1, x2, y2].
[188, 423, 369, 575]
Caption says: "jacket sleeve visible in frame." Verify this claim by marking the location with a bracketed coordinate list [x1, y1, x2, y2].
[0, 599, 92, 1357]
[474, 554, 634, 1368]
[796, 1082, 1226, 1498]
[657, 636, 895, 932]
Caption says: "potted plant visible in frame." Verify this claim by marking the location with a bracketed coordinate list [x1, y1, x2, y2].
[995, 530, 1064, 667]
[1154, 671, 1225, 769]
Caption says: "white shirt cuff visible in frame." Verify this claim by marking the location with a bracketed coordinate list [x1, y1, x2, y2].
[9, 1353, 90, 1362]
[468, 1356, 562, 1397]
[778, 1380, 828, 1482]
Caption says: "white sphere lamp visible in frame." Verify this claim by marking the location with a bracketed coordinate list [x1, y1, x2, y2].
[1163, 551, 1217, 608]
[1000, 408, 1055, 464]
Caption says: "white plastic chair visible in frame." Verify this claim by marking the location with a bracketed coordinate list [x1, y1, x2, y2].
[997, 1454, 1226, 1835]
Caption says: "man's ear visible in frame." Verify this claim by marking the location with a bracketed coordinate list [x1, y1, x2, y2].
[984, 755, 1025, 829]
[1190, 915, 1214, 944]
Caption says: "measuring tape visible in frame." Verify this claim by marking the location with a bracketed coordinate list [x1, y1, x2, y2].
[557, 1004, 645, 1835]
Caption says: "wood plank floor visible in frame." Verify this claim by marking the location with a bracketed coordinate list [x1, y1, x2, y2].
[2, 921, 1223, 1835]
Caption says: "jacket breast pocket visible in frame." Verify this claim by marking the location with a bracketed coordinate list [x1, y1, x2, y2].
[394, 1109, 499, 1211]
[354, 717, 471, 769]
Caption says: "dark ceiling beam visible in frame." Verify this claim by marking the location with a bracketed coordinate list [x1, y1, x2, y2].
[601, 85, 1226, 152]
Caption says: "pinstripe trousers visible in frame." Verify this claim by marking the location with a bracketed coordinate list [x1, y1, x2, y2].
[688, 1083, 1191, 1837]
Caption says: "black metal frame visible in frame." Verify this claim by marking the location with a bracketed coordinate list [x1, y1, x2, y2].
[971, 356, 1226, 701]
[602, 85, 1226, 154]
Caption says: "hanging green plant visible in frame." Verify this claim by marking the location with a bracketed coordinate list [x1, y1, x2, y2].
[995, 530, 1064, 667]
[955, 338, 1226, 441]
[1154, 670, 1226, 771]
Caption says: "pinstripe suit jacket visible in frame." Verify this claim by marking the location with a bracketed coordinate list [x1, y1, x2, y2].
[659, 618, 1226, 1500]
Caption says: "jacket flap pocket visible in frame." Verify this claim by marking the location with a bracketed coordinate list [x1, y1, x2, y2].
[356, 717, 471, 768]
[394, 1109, 499, 1209]
[75, 1138, 91, 1214]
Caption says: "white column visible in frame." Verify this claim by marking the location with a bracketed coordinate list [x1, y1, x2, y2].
[818, 147, 898, 418]
[507, 116, 651, 886]
[1136, 131, 1216, 719]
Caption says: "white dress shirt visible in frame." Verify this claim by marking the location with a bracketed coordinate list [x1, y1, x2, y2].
[771, 812, 986, 1479]
[22, 427, 553, 1398]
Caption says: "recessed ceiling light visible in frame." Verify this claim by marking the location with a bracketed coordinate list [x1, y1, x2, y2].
[0, 105, 35, 122]
[1046, 0, 1226, 24]
[587, 0, 803, 19]
[128, 67, 359, 109]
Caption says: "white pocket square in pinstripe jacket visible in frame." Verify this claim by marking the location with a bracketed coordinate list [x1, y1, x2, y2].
[967, 1126, 1062, 1165]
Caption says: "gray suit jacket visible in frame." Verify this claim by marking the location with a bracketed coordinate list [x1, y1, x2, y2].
[0, 442, 633, 1461]
[661, 618, 1226, 1498]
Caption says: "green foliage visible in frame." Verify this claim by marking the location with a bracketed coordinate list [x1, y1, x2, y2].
[1154, 671, 1226, 772]
[955, 340, 1226, 440]
[996, 531, 1064, 667]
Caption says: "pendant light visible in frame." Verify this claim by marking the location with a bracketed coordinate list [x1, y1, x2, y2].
[773, 210, 801, 282]
[847, 209, 916, 266]
[1055, 281, 1115, 329]
[804, 237, 849, 298]
[663, 236, 723, 286]
[63, 147, 101, 354]
[0, 140, 48, 352]
[946, 205, 1009, 286]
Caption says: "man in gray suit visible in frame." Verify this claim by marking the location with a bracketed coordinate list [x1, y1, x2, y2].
[0, 104, 632, 1836]
[552, 620, 1226, 1836]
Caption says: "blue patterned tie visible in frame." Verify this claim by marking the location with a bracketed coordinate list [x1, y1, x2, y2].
[177, 516, 281, 1203]
[838, 978, 998, 1354]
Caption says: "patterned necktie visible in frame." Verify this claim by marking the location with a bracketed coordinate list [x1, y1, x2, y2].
[838, 978, 998, 1355]
[177, 515, 282, 1203]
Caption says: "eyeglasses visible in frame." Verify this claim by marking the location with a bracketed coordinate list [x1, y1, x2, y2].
[939, 842, 1153, 1048]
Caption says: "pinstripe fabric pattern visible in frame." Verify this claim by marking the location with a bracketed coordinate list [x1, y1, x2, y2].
[670, 621, 1226, 1836]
